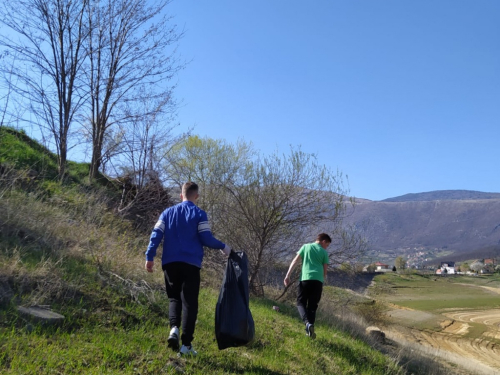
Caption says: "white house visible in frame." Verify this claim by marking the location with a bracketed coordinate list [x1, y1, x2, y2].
[438, 262, 456, 274]
[375, 262, 390, 272]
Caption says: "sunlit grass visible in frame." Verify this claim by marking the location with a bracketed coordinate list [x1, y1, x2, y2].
[373, 273, 500, 311]
[0, 287, 403, 375]
[0, 129, 483, 374]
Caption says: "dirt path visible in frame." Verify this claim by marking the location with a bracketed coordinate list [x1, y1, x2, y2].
[442, 309, 500, 341]
[386, 305, 500, 374]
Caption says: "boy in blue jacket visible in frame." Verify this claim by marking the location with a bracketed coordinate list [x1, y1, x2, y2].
[145, 182, 231, 356]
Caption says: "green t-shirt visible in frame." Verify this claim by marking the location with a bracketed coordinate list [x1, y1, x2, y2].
[298, 242, 329, 283]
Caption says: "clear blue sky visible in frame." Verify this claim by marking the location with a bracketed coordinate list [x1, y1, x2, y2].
[167, 0, 499, 201]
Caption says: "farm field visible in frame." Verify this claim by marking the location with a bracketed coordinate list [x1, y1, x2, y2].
[370, 273, 500, 373]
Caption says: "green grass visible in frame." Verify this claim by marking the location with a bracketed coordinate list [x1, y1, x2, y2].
[465, 322, 489, 339]
[0, 287, 402, 375]
[372, 273, 500, 311]
[0, 179, 403, 375]
[0, 127, 115, 187]
[0, 127, 58, 179]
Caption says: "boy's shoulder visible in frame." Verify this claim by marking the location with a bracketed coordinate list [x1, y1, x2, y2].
[300, 242, 321, 251]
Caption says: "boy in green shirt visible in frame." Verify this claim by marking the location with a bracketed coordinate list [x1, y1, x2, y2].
[284, 233, 331, 339]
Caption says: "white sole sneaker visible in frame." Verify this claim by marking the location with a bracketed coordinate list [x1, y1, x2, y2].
[167, 327, 179, 350]
[306, 323, 316, 339]
[177, 344, 198, 357]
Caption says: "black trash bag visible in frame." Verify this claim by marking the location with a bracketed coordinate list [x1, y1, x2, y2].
[215, 251, 255, 350]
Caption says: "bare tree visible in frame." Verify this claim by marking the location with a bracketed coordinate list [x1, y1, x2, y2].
[470, 261, 484, 273]
[84, 0, 183, 180]
[0, 0, 89, 180]
[165, 137, 363, 296]
[107, 97, 188, 232]
[218, 148, 353, 295]
[0, 54, 15, 128]
[0, 53, 29, 132]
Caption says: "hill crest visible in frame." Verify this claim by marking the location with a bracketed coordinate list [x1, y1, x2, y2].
[347, 190, 500, 260]
[381, 190, 500, 202]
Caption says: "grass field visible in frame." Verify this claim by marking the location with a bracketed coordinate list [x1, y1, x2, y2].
[372, 273, 500, 312]
[375, 274, 500, 312]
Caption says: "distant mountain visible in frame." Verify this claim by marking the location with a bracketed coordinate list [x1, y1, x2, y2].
[381, 190, 500, 202]
[345, 190, 500, 259]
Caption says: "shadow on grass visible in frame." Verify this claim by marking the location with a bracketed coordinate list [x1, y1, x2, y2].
[250, 296, 300, 322]
[192, 355, 288, 375]
[315, 337, 392, 373]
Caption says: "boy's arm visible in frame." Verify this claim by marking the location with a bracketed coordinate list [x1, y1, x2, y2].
[144, 217, 165, 272]
[284, 254, 302, 286]
[198, 211, 230, 254]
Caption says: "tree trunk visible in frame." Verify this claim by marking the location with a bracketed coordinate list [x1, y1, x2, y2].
[58, 135, 67, 181]
[89, 144, 101, 180]
[89, 124, 104, 180]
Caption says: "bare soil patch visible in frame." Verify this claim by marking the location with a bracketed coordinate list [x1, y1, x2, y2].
[385, 304, 500, 374]
[385, 326, 500, 375]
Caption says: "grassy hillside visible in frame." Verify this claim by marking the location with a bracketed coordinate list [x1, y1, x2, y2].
[1, 289, 401, 374]
[0, 127, 91, 184]
[0, 128, 475, 374]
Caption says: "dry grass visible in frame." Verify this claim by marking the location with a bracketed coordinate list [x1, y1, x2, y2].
[0, 173, 162, 309]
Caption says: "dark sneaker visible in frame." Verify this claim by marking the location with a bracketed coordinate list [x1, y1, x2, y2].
[305, 323, 316, 339]
[177, 344, 198, 357]
[168, 326, 179, 350]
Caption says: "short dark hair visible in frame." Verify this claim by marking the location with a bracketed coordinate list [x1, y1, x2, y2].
[182, 182, 199, 199]
[316, 233, 332, 243]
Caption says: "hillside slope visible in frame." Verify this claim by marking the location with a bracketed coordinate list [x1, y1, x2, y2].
[346, 191, 500, 253]
[381, 190, 500, 202]
[0, 129, 424, 375]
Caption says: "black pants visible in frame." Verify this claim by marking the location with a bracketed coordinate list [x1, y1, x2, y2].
[162, 262, 201, 346]
[296, 280, 323, 325]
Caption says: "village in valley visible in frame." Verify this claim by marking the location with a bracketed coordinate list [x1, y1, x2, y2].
[363, 246, 499, 275]
[369, 258, 498, 275]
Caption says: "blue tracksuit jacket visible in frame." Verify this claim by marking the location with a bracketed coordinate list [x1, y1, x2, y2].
[145, 200, 226, 268]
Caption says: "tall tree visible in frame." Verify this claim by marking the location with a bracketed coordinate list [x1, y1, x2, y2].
[394, 256, 406, 270]
[165, 135, 254, 216]
[470, 261, 484, 273]
[0, 0, 89, 180]
[84, 0, 182, 180]
[0, 55, 16, 128]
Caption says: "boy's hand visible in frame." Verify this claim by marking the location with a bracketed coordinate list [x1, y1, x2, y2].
[284, 276, 290, 287]
[221, 245, 232, 257]
[145, 260, 154, 272]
